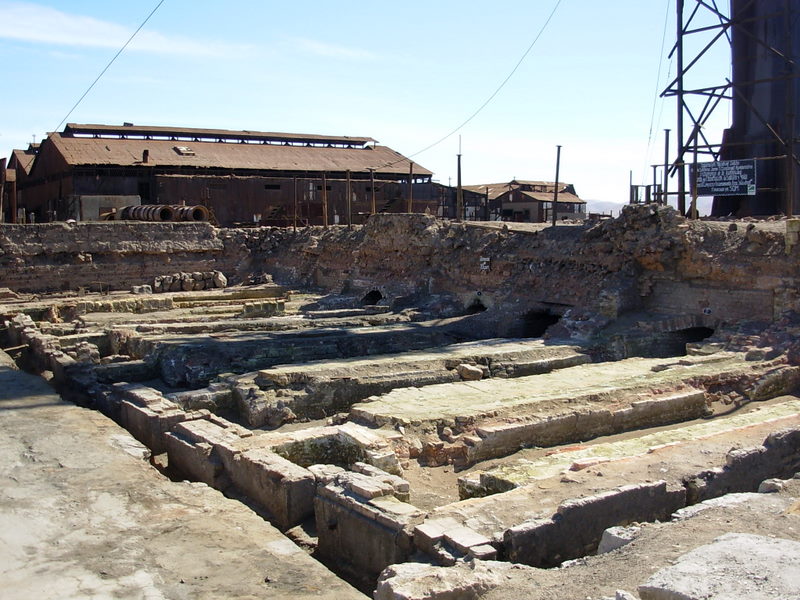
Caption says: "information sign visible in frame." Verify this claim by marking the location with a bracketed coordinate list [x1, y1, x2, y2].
[693, 159, 756, 196]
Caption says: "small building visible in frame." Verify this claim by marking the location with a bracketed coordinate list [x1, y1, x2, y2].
[464, 179, 585, 223]
[16, 123, 438, 226]
[1, 144, 38, 223]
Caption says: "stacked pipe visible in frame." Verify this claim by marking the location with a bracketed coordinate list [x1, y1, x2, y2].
[115, 204, 209, 222]
[171, 205, 210, 222]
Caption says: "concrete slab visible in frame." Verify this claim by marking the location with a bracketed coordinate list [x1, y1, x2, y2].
[639, 533, 800, 600]
[0, 359, 364, 599]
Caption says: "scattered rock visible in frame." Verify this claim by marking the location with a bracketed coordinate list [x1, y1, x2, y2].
[758, 478, 786, 493]
[598, 526, 641, 554]
[457, 363, 483, 381]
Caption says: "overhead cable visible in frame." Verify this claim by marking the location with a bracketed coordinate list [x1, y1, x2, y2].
[53, 0, 166, 133]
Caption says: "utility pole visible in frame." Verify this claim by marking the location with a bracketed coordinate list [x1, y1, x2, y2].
[407, 162, 413, 213]
[664, 128, 671, 207]
[456, 137, 463, 222]
[369, 168, 376, 215]
[322, 172, 328, 227]
[293, 177, 297, 232]
[346, 169, 352, 229]
[552, 145, 562, 226]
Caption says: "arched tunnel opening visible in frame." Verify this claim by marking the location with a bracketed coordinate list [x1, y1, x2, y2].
[466, 299, 488, 314]
[361, 290, 383, 306]
[633, 326, 716, 358]
[521, 310, 561, 338]
[676, 326, 715, 344]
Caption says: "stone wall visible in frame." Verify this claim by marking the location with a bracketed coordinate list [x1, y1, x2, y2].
[2, 207, 799, 328]
[0, 221, 243, 293]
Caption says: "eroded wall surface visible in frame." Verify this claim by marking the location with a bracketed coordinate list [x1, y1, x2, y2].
[1, 206, 798, 326]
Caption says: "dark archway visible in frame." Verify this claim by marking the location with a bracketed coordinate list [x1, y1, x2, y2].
[521, 310, 561, 338]
[466, 299, 487, 314]
[361, 290, 383, 306]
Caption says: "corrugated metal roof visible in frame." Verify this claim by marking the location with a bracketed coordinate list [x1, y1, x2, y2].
[517, 190, 585, 204]
[11, 148, 37, 174]
[462, 183, 512, 200]
[463, 180, 580, 201]
[49, 133, 431, 176]
[511, 179, 560, 187]
[65, 123, 377, 146]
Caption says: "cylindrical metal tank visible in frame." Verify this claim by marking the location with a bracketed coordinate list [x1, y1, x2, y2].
[170, 205, 210, 222]
[714, 0, 800, 216]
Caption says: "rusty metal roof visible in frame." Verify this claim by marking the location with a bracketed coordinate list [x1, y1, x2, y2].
[11, 148, 37, 174]
[462, 183, 513, 200]
[64, 123, 377, 147]
[517, 190, 585, 204]
[49, 131, 431, 176]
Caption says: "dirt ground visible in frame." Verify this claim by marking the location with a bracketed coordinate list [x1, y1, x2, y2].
[0, 356, 365, 600]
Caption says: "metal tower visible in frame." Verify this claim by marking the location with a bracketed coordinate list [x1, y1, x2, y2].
[662, 0, 800, 216]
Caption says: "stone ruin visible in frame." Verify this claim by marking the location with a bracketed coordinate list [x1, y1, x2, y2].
[1, 205, 800, 598]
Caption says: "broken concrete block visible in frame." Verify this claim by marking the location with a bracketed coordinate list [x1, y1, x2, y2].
[639, 533, 800, 600]
[468, 543, 497, 560]
[346, 473, 394, 500]
[213, 271, 228, 288]
[414, 517, 462, 555]
[597, 525, 641, 554]
[308, 464, 345, 486]
[443, 525, 493, 555]
[374, 560, 539, 600]
[457, 363, 484, 381]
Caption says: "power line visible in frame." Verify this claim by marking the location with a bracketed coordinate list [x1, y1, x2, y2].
[53, 0, 166, 133]
[373, 0, 563, 170]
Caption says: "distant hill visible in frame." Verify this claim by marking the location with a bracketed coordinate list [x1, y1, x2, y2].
[584, 198, 713, 218]
[584, 200, 626, 217]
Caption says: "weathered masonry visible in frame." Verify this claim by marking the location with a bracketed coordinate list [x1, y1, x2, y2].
[2, 205, 800, 598]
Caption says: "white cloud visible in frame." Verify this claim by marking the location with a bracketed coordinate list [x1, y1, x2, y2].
[0, 2, 251, 57]
[287, 36, 377, 61]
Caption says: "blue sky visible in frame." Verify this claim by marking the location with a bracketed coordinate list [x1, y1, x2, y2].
[0, 1, 731, 212]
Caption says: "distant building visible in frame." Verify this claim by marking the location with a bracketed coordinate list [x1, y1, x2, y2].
[464, 179, 586, 223]
[15, 123, 441, 226]
[1, 144, 38, 223]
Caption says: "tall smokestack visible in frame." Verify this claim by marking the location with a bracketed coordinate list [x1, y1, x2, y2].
[714, 0, 800, 216]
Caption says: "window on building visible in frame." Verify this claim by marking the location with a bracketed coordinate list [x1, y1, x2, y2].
[173, 145, 196, 156]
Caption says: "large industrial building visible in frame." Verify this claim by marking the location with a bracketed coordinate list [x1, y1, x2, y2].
[9, 123, 445, 226]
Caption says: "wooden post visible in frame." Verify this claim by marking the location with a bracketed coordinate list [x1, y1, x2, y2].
[456, 153, 463, 222]
[369, 168, 376, 215]
[664, 128, 670, 207]
[407, 162, 413, 213]
[322, 172, 328, 227]
[293, 177, 297, 232]
[346, 169, 352, 229]
[552, 145, 562, 226]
